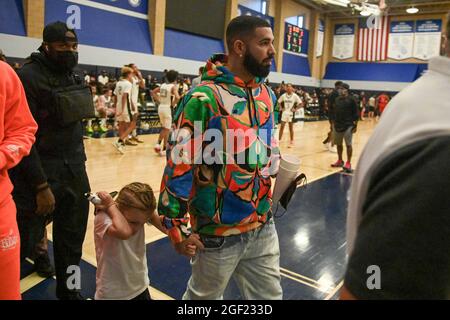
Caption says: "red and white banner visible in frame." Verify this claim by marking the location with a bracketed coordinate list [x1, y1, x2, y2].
[357, 15, 389, 61]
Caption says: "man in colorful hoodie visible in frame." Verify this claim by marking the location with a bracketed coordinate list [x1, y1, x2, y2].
[0, 61, 38, 300]
[158, 16, 282, 300]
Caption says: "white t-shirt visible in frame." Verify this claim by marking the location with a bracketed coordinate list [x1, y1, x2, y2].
[159, 83, 175, 107]
[92, 95, 99, 113]
[180, 83, 189, 95]
[114, 80, 132, 116]
[98, 75, 109, 85]
[100, 95, 112, 109]
[131, 76, 140, 106]
[278, 92, 302, 112]
[94, 211, 149, 300]
[346, 56, 450, 256]
[191, 76, 202, 88]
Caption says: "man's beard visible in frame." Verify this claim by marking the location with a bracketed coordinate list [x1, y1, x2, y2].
[243, 52, 272, 78]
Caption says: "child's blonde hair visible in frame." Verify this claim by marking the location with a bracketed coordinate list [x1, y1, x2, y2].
[120, 66, 134, 79]
[116, 182, 156, 217]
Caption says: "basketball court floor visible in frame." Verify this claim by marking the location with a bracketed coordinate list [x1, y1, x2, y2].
[19, 119, 378, 300]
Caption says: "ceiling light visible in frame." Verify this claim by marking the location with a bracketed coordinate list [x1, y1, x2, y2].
[406, 7, 419, 14]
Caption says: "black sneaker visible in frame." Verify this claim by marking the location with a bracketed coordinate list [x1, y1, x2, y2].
[34, 254, 55, 278]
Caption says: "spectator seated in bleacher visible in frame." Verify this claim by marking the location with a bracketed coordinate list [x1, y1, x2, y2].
[95, 88, 115, 132]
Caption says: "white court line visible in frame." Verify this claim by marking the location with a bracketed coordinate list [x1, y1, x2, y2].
[279, 267, 322, 286]
[20, 273, 47, 294]
[325, 280, 344, 300]
[280, 271, 329, 293]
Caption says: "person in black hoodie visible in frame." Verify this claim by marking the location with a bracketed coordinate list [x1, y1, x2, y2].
[10, 21, 92, 300]
[330, 83, 359, 172]
[322, 81, 343, 152]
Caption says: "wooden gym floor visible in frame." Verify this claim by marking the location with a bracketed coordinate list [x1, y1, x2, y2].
[20, 118, 379, 300]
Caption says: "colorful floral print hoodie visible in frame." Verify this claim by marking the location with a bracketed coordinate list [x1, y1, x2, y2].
[158, 54, 280, 244]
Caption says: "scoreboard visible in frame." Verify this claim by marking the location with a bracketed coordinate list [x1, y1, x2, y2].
[285, 23, 306, 53]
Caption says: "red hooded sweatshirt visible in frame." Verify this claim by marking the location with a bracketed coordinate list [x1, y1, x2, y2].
[0, 61, 37, 205]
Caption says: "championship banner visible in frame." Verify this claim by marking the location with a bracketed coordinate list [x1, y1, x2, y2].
[413, 19, 442, 60]
[237, 5, 274, 28]
[316, 19, 324, 58]
[332, 24, 355, 59]
[388, 21, 414, 60]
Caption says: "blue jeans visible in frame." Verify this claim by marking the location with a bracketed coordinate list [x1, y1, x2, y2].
[183, 219, 283, 300]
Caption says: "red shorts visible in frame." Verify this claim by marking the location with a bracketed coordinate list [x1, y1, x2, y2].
[0, 196, 21, 300]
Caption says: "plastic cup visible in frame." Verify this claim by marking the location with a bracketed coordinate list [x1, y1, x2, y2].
[272, 154, 301, 204]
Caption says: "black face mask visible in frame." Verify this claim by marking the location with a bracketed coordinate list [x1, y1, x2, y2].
[243, 51, 273, 78]
[47, 50, 78, 72]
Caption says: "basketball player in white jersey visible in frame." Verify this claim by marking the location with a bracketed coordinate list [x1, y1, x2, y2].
[113, 67, 138, 154]
[278, 83, 303, 148]
[128, 63, 145, 144]
[151, 70, 180, 156]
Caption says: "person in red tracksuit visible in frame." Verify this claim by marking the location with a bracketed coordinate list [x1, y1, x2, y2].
[0, 61, 38, 300]
[377, 92, 390, 116]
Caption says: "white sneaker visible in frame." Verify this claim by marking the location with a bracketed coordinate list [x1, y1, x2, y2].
[154, 143, 161, 154]
[113, 141, 125, 154]
[323, 142, 329, 151]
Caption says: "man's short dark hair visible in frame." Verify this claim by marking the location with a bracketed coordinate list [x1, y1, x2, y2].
[166, 70, 179, 83]
[226, 15, 271, 52]
[335, 81, 343, 88]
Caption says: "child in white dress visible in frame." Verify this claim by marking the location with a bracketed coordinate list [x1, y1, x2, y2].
[93, 182, 167, 300]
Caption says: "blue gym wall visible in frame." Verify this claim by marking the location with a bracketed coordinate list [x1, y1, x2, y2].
[164, 29, 225, 62]
[282, 53, 311, 77]
[323, 62, 428, 83]
[44, 0, 152, 54]
[0, 0, 26, 36]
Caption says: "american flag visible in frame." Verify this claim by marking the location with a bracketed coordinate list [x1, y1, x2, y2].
[357, 15, 389, 61]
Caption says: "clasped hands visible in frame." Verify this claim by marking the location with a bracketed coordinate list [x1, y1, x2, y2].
[174, 234, 205, 258]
